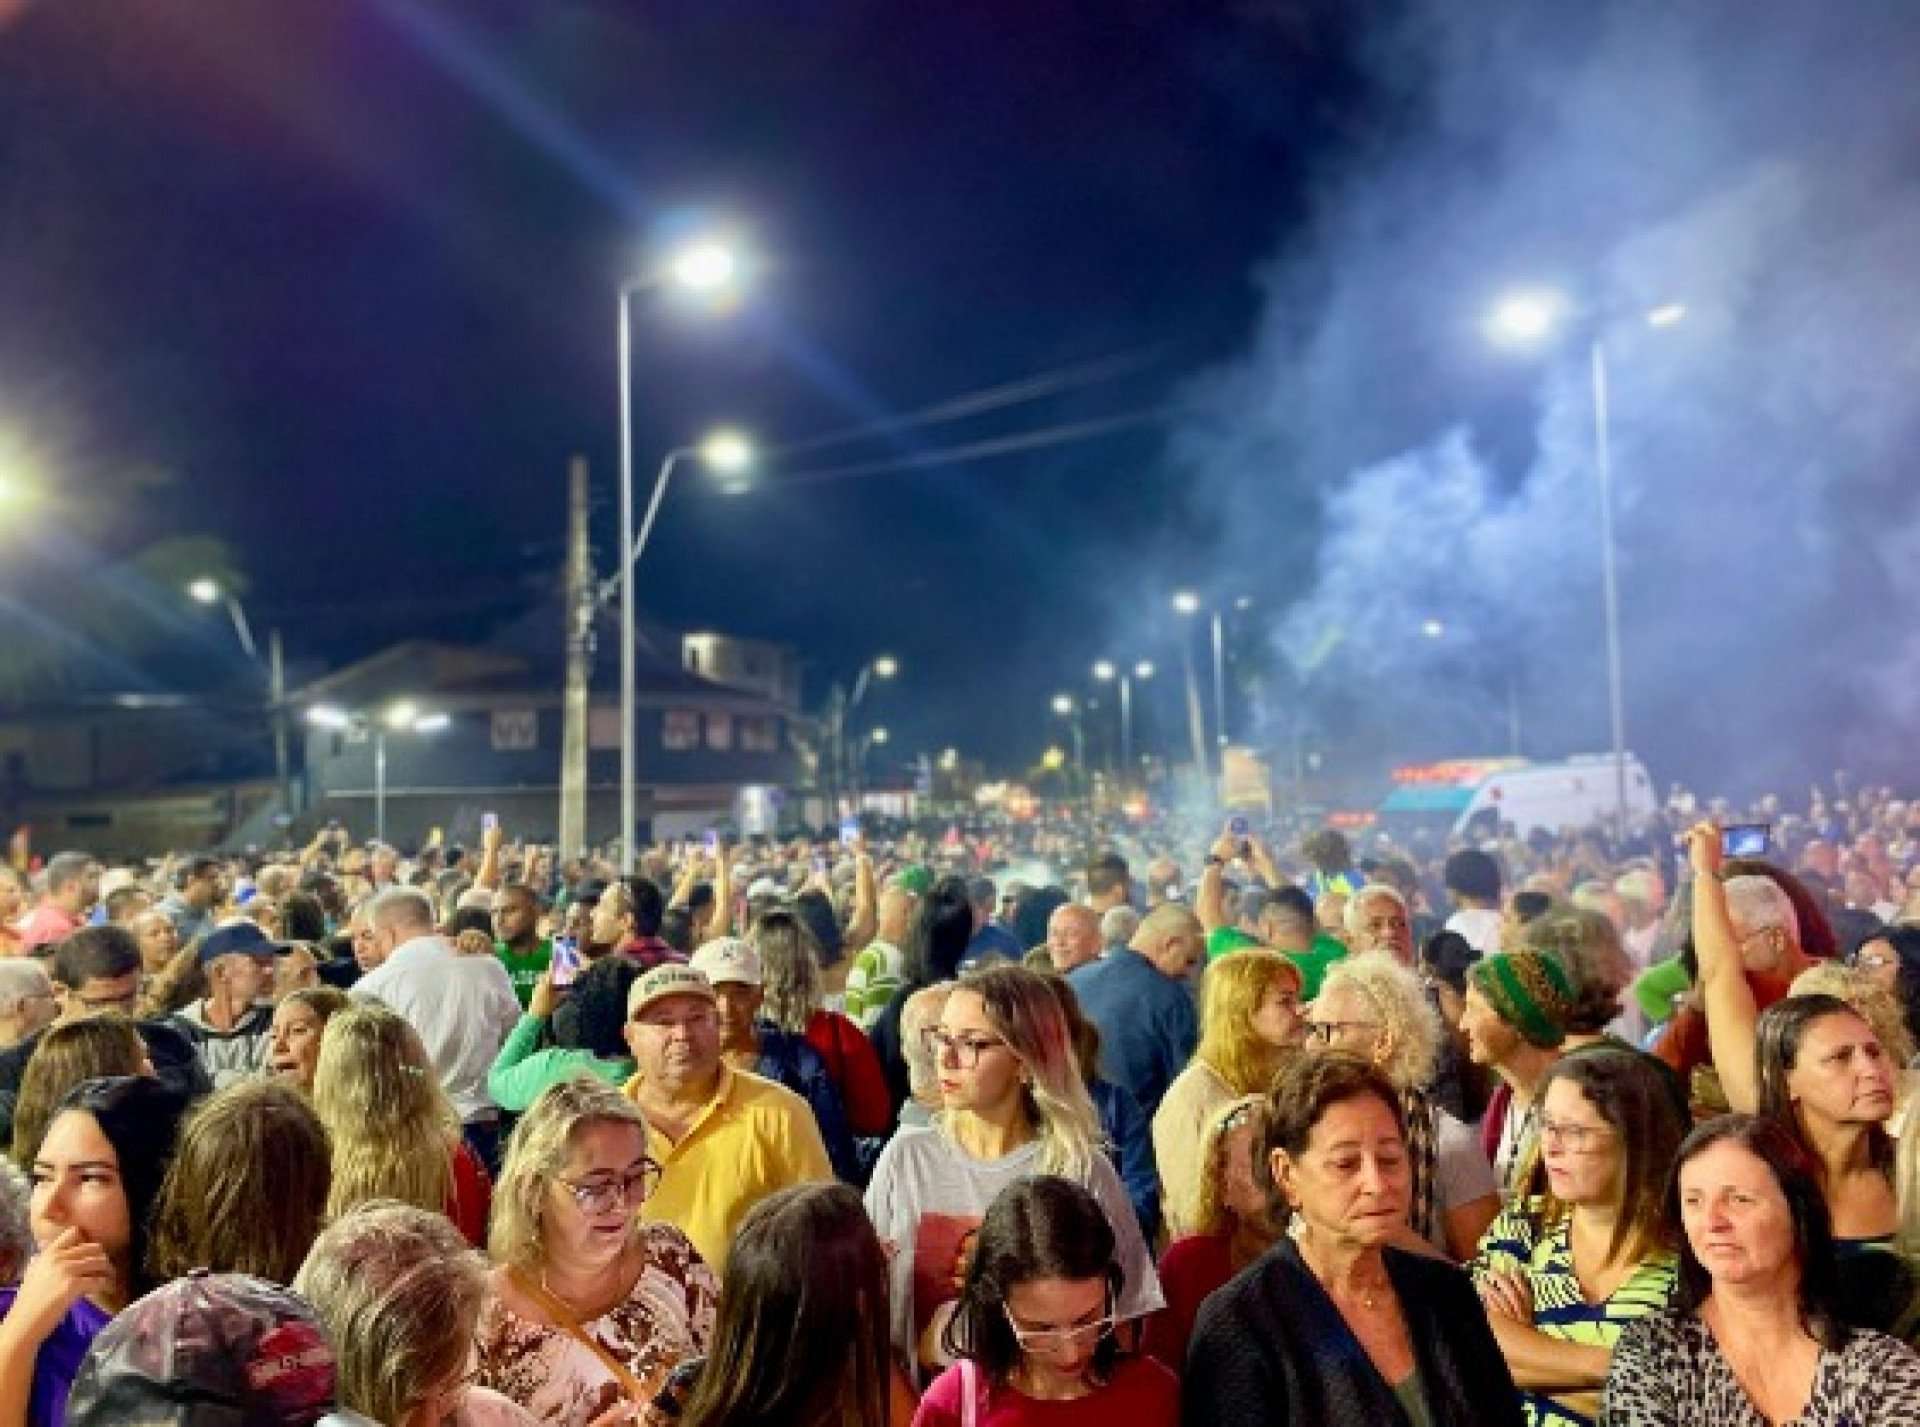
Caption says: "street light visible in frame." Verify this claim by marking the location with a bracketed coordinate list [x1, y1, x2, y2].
[613, 426, 758, 874]
[306, 702, 448, 844]
[616, 231, 755, 872]
[1092, 660, 1154, 780]
[1050, 695, 1086, 796]
[188, 576, 294, 824]
[1486, 287, 1685, 838]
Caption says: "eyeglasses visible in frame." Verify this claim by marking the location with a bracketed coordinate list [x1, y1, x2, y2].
[922, 1028, 1008, 1068]
[1305, 1020, 1382, 1044]
[1852, 950, 1897, 971]
[1219, 1102, 1259, 1133]
[1539, 1119, 1613, 1153]
[1003, 1301, 1116, 1355]
[558, 1160, 663, 1215]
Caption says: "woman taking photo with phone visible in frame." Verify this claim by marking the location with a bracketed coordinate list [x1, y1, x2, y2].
[914, 1176, 1178, 1426]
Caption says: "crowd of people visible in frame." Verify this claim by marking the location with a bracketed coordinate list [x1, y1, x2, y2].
[2, 773, 1920, 1425]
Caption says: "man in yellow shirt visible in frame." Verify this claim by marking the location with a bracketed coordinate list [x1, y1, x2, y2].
[620, 963, 831, 1269]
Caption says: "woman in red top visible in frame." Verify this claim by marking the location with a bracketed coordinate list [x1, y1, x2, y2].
[914, 1176, 1178, 1427]
[753, 908, 893, 1138]
[1141, 1095, 1284, 1374]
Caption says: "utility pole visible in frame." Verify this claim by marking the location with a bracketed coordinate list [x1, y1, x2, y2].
[558, 456, 594, 861]
[269, 630, 291, 826]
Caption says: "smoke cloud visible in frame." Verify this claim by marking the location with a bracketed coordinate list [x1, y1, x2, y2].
[1170, 1, 1920, 799]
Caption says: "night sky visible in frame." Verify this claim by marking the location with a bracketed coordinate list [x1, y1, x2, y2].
[20, 3, 1911, 801]
[0, 1, 1385, 769]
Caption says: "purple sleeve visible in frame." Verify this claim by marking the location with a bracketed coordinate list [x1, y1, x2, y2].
[0, 1287, 112, 1427]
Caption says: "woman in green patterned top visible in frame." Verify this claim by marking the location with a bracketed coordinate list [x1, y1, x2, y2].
[1472, 1046, 1687, 1427]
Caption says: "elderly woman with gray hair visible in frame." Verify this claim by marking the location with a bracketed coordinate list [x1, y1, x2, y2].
[1305, 952, 1501, 1259]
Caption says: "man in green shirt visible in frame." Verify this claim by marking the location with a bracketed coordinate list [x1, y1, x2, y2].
[1197, 827, 1348, 998]
[492, 883, 552, 1010]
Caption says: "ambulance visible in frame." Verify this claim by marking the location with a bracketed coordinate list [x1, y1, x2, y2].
[1377, 754, 1658, 838]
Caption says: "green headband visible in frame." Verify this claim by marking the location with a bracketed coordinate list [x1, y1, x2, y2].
[1472, 950, 1574, 1048]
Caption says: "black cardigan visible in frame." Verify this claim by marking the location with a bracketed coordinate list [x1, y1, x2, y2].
[1182, 1238, 1526, 1427]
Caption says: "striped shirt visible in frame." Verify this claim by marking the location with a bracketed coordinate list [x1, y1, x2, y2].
[1472, 1200, 1678, 1427]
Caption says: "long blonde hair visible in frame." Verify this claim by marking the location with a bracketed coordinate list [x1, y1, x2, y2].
[1195, 950, 1302, 1095]
[490, 1077, 651, 1271]
[312, 1004, 456, 1221]
[938, 965, 1102, 1180]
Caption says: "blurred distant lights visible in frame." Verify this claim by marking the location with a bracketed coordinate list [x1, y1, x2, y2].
[187, 578, 223, 606]
[870, 727, 890, 746]
[872, 655, 900, 680]
[1422, 619, 1447, 639]
[666, 238, 745, 295]
[1051, 694, 1075, 716]
[1171, 591, 1202, 616]
[1646, 303, 1688, 328]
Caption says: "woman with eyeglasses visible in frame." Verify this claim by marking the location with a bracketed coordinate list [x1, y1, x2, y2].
[1849, 926, 1920, 1064]
[477, 1077, 717, 1426]
[1141, 1095, 1285, 1375]
[1183, 1052, 1524, 1427]
[913, 1175, 1178, 1426]
[1470, 1047, 1686, 1426]
[865, 965, 1162, 1387]
[1153, 949, 1305, 1239]
[1307, 952, 1501, 1260]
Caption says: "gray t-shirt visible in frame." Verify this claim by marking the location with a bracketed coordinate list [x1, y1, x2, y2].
[863, 1124, 1164, 1382]
[1425, 1107, 1500, 1255]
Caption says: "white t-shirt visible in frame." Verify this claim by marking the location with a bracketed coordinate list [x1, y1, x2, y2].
[864, 1124, 1164, 1383]
[1424, 1107, 1500, 1254]
[1445, 907, 1504, 956]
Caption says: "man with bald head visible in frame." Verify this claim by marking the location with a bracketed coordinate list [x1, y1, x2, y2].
[1046, 903, 1103, 974]
[1067, 902, 1202, 1119]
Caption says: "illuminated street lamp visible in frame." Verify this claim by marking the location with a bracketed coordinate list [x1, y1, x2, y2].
[1092, 659, 1154, 779]
[306, 701, 449, 844]
[613, 425, 758, 873]
[1485, 288, 1685, 838]
[1050, 695, 1085, 795]
[616, 230, 756, 871]
[189, 576, 295, 819]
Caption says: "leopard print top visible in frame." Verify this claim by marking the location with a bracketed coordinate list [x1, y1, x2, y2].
[1602, 1310, 1920, 1426]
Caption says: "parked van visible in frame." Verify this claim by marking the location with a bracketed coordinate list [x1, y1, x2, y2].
[1377, 754, 1658, 838]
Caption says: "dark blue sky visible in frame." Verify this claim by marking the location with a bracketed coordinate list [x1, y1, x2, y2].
[0, 0, 1389, 768]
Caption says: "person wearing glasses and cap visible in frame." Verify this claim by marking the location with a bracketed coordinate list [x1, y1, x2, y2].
[914, 1176, 1177, 1426]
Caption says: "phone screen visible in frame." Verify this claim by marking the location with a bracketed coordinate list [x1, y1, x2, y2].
[1722, 823, 1772, 858]
[1227, 815, 1249, 837]
[702, 831, 720, 856]
[550, 936, 581, 988]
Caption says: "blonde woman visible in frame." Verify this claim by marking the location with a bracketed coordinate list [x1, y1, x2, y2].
[1142, 1095, 1285, 1374]
[1152, 949, 1304, 1237]
[312, 1003, 492, 1246]
[477, 1077, 717, 1426]
[863, 963, 1162, 1384]
[1306, 951, 1501, 1259]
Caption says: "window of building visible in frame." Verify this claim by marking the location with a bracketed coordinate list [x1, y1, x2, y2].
[705, 711, 734, 751]
[662, 710, 699, 751]
[742, 715, 779, 753]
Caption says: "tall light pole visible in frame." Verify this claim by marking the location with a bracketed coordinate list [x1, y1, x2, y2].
[1092, 660, 1154, 783]
[308, 703, 448, 845]
[1051, 694, 1085, 798]
[825, 655, 898, 818]
[1485, 290, 1684, 841]
[617, 234, 752, 872]
[1170, 593, 1212, 782]
[190, 577, 291, 825]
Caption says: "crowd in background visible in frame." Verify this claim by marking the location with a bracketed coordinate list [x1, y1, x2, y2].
[2, 771, 1920, 1424]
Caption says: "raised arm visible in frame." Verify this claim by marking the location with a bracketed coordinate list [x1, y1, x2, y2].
[845, 845, 879, 953]
[1688, 821, 1761, 1114]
